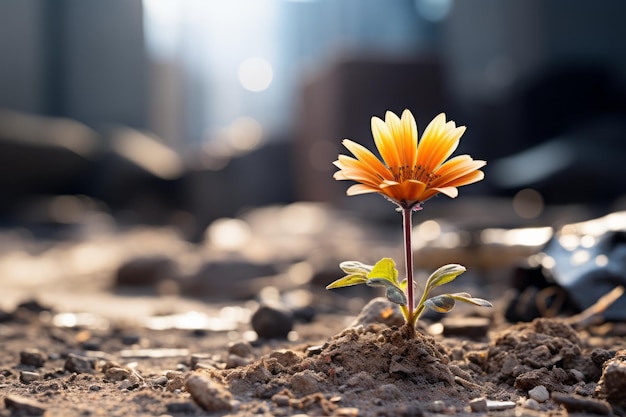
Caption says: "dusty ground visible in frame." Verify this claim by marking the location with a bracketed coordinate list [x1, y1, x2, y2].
[1, 202, 626, 416]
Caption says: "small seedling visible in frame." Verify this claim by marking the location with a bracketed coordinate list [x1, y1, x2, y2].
[329, 110, 491, 336]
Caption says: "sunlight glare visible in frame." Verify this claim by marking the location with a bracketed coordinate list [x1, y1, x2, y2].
[238, 57, 273, 92]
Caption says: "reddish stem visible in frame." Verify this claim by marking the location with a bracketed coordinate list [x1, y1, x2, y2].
[402, 207, 414, 325]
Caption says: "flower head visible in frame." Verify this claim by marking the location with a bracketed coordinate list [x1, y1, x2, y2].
[333, 110, 486, 209]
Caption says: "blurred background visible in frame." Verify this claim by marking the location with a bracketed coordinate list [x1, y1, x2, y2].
[2, 0, 626, 324]
[2, 0, 626, 237]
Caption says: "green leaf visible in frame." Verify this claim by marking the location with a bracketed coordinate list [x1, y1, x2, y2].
[339, 261, 373, 276]
[424, 295, 456, 313]
[367, 258, 399, 285]
[450, 293, 493, 308]
[326, 274, 368, 289]
[385, 286, 407, 306]
[425, 264, 466, 291]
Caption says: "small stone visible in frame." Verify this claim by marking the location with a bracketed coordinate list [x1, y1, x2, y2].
[64, 353, 93, 374]
[552, 392, 612, 415]
[4, 394, 46, 416]
[569, 368, 585, 382]
[528, 385, 550, 402]
[251, 304, 294, 339]
[185, 373, 233, 412]
[20, 371, 41, 384]
[469, 397, 488, 412]
[228, 341, 253, 358]
[272, 394, 291, 407]
[166, 401, 198, 413]
[115, 255, 177, 287]
[349, 297, 404, 328]
[523, 398, 540, 410]
[441, 316, 491, 339]
[166, 375, 185, 392]
[290, 371, 319, 395]
[429, 400, 446, 413]
[225, 354, 252, 369]
[105, 367, 132, 381]
[486, 400, 516, 411]
[151, 375, 168, 386]
[19, 349, 46, 367]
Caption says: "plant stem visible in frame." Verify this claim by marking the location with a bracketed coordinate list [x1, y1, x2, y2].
[402, 207, 414, 326]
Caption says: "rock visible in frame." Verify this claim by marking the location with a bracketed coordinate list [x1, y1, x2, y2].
[528, 385, 550, 402]
[183, 260, 277, 299]
[523, 398, 540, 410]
[469, 397, 488, 412]
[227, 341, 253, 358]
[441, 316, 490, 339]
[166, 401, 198, 413]
[115, 255, 178, 287]
[104, 367, 132, 381]
[19, 349, 46, 367]
[4, 394, 46, 416]
[290, 371, 319, 395]
[251, 304, 293, 339]
[64, 353, 93, 374]
[185, 373, 233, 412]
[595, 349, 626, 408]
[19, 371, 41, 384]
[485, 400, 516, 411]
[349, 297, 404, 328]
[225, 354, 252, 369]
[552, 392, 612, 415]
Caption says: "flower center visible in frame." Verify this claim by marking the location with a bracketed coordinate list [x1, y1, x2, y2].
[393, 165, 439, 186]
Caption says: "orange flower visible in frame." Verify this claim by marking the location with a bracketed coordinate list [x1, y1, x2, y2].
[333, 110, 486, 209]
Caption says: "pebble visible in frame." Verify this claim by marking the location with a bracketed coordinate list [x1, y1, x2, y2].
[251, 304, 294, 339]
[528, 385, 549, 402]
[166, 401, 197, 413]
[19, 349, 46, 367]
[4, 394, 46, 416]
[185, 373, 233, 412]
[523, 398, 540, 410]
[486, 400, 516, 411]
[105, 367, 132, 381]
[64, 353, 93, 374]
[151, 375, 168, 386]
[441, 316, 491, 339]
[19, 371, 41, 384]
[272, 393, 291, 407]
[469, 397, 488, 412]
[225, 354, 252, 369]
[227, 341, 253, 358]
[115, 255, 177, 287]
[429, 400, 446, 413]
[349, 297, 404, 328]
[551, 392, 612, 415]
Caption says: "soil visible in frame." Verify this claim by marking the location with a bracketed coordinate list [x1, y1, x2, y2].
[2, 203, 626, 417]
[2, 297, 626, 417]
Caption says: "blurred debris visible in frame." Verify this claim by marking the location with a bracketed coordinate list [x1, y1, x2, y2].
[507, 211, 626, 322]
[251, 304, 294, 339]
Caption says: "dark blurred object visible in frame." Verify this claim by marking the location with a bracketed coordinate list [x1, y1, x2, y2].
[0, 110, 98, 216]
[488, 62, 626, 205]
[294, 53, 446, 207]
[506, 212, 626, 322]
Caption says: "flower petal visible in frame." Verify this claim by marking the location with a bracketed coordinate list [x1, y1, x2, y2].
[371, 116, 401, 168]
[342, 139, 392, 180]
[346, 183, 381, 196]
[417, 113, 466, 172]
